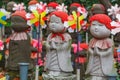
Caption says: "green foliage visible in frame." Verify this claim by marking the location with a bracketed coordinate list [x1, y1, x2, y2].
[1, 0, 120, 10]
[111, 0, 120, 6]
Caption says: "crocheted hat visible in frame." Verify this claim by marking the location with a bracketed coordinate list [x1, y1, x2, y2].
[12, 10, 27, 20]
[89, 14, 114, 30]
[70, 3, 81, 8]
[28, 0, 38, 5]
[47, 2, 59, 9]
[91, 4, 105, 14]
[50, 11, 68, 23]
[69, 3, 81, 14]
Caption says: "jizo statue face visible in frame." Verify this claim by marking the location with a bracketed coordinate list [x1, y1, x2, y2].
[49, 15, 64, 33]
[11, 16, 29, 32]
[28, 4, 37, 12]
[48, 7, 56, 13]
[90, 21, 111, 39]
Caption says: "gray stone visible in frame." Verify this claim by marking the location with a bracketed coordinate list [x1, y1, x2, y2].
[42, 73, 76, 80]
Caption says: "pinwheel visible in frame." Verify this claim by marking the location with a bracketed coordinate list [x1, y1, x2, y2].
[56, 3, 68, 13]
[0, 40, 4, 62]
[13, 3, 26, 11]
[0, 9, 10, 27]
[68, 5, 88, 80]
[0, 12, 7, 27]
[108, 4, 120, 35]
[107, 4, 120, 16]
[0, 76, 6, 80]
[0, 8, 10, 40]
[26, 2, 48, 28]
[26, 2, 48, 80]
[67, 5, 88, 33]
[68, 11, 87, 32]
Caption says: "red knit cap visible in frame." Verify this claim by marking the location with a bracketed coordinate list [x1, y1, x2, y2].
[89, 14, 114, 30]
[70, 3, 81, 8]
[12, 10, 27, 20]
[47, 2, 59, 9]
[28, 0, 38, 5]
[50, 11, 68, 23]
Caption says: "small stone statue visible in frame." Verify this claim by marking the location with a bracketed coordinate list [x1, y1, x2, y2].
[7, 3, 34, 71]
[44, 11, 73, 76]
[43, 11, 76, 80]
[85, 14, 116, 80]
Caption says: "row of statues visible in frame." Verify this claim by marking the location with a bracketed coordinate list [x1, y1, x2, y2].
[0, 0, 119, 80]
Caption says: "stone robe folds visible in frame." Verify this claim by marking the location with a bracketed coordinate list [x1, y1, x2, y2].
[85, 38, 115, 76]
[45, 33, 73, 72]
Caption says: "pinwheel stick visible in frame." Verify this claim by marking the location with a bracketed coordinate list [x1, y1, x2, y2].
[76, 16, 82, 80]
[35, 14, 42, 80]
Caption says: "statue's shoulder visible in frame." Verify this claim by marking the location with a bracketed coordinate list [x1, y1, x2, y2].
[63, 33, 71, 41]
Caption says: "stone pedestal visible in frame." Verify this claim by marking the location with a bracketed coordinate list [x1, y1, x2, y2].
[42, 73, 76, 80]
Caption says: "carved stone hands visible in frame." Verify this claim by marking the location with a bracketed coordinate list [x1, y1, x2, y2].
[88, 47, 94, 55]
[89, 46, 99, 55]
[51, 41, 57, 49]
[94, 46, 98, 53]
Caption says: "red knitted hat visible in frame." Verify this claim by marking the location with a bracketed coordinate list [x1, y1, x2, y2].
[28, 0, 38, 5]
[70, 3, 81, 8]
[50, 11, 68, 23]
[12, 10, 27, 20]
[47, 2, 59, 9]
[89, 14, 114, 30]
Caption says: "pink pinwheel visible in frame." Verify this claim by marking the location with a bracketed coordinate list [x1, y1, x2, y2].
[32, 39, 42, 52]
[56, 3, 68, 13]
[0, 40, 4, 50]
[111, 14, 120, 35]
[72, 43, 88, 54]
[77, 6, 87, 14]
[108, 4, 120, 16]
[36, 2, 47, 13]
[13, 3, 26, 11]
[72, 43, 88, 64]
[38, 58, 43, 66]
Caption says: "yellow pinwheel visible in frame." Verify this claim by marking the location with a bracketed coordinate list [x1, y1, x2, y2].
[0, 77, 6, 80]
[29, 9, 47, 27]
[0, 12, 7, 27]
[26, 2, 47, 28]
[68, 11, 84, 31]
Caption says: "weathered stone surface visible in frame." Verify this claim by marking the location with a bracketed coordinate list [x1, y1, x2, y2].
[42, 73, 76, 80]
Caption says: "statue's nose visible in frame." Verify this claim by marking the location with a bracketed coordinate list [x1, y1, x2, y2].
[95, 26, 98, 32]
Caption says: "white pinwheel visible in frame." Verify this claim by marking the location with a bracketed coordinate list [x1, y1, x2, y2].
[56, 3, 68, 13]
[107, 4, 120, 16]
[13, 3, 26, 11]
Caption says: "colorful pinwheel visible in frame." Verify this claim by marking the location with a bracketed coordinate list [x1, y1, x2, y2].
[13, 3, 26, 11]
[107, 4, 120, 16]
[56, 3, 68, 13]
[26, 2, 48, 28]
[111, 14, 120, 35]
[0, 8, 10, 27]
[108, 4, 120, 35]
[68, 11, 87, 33]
